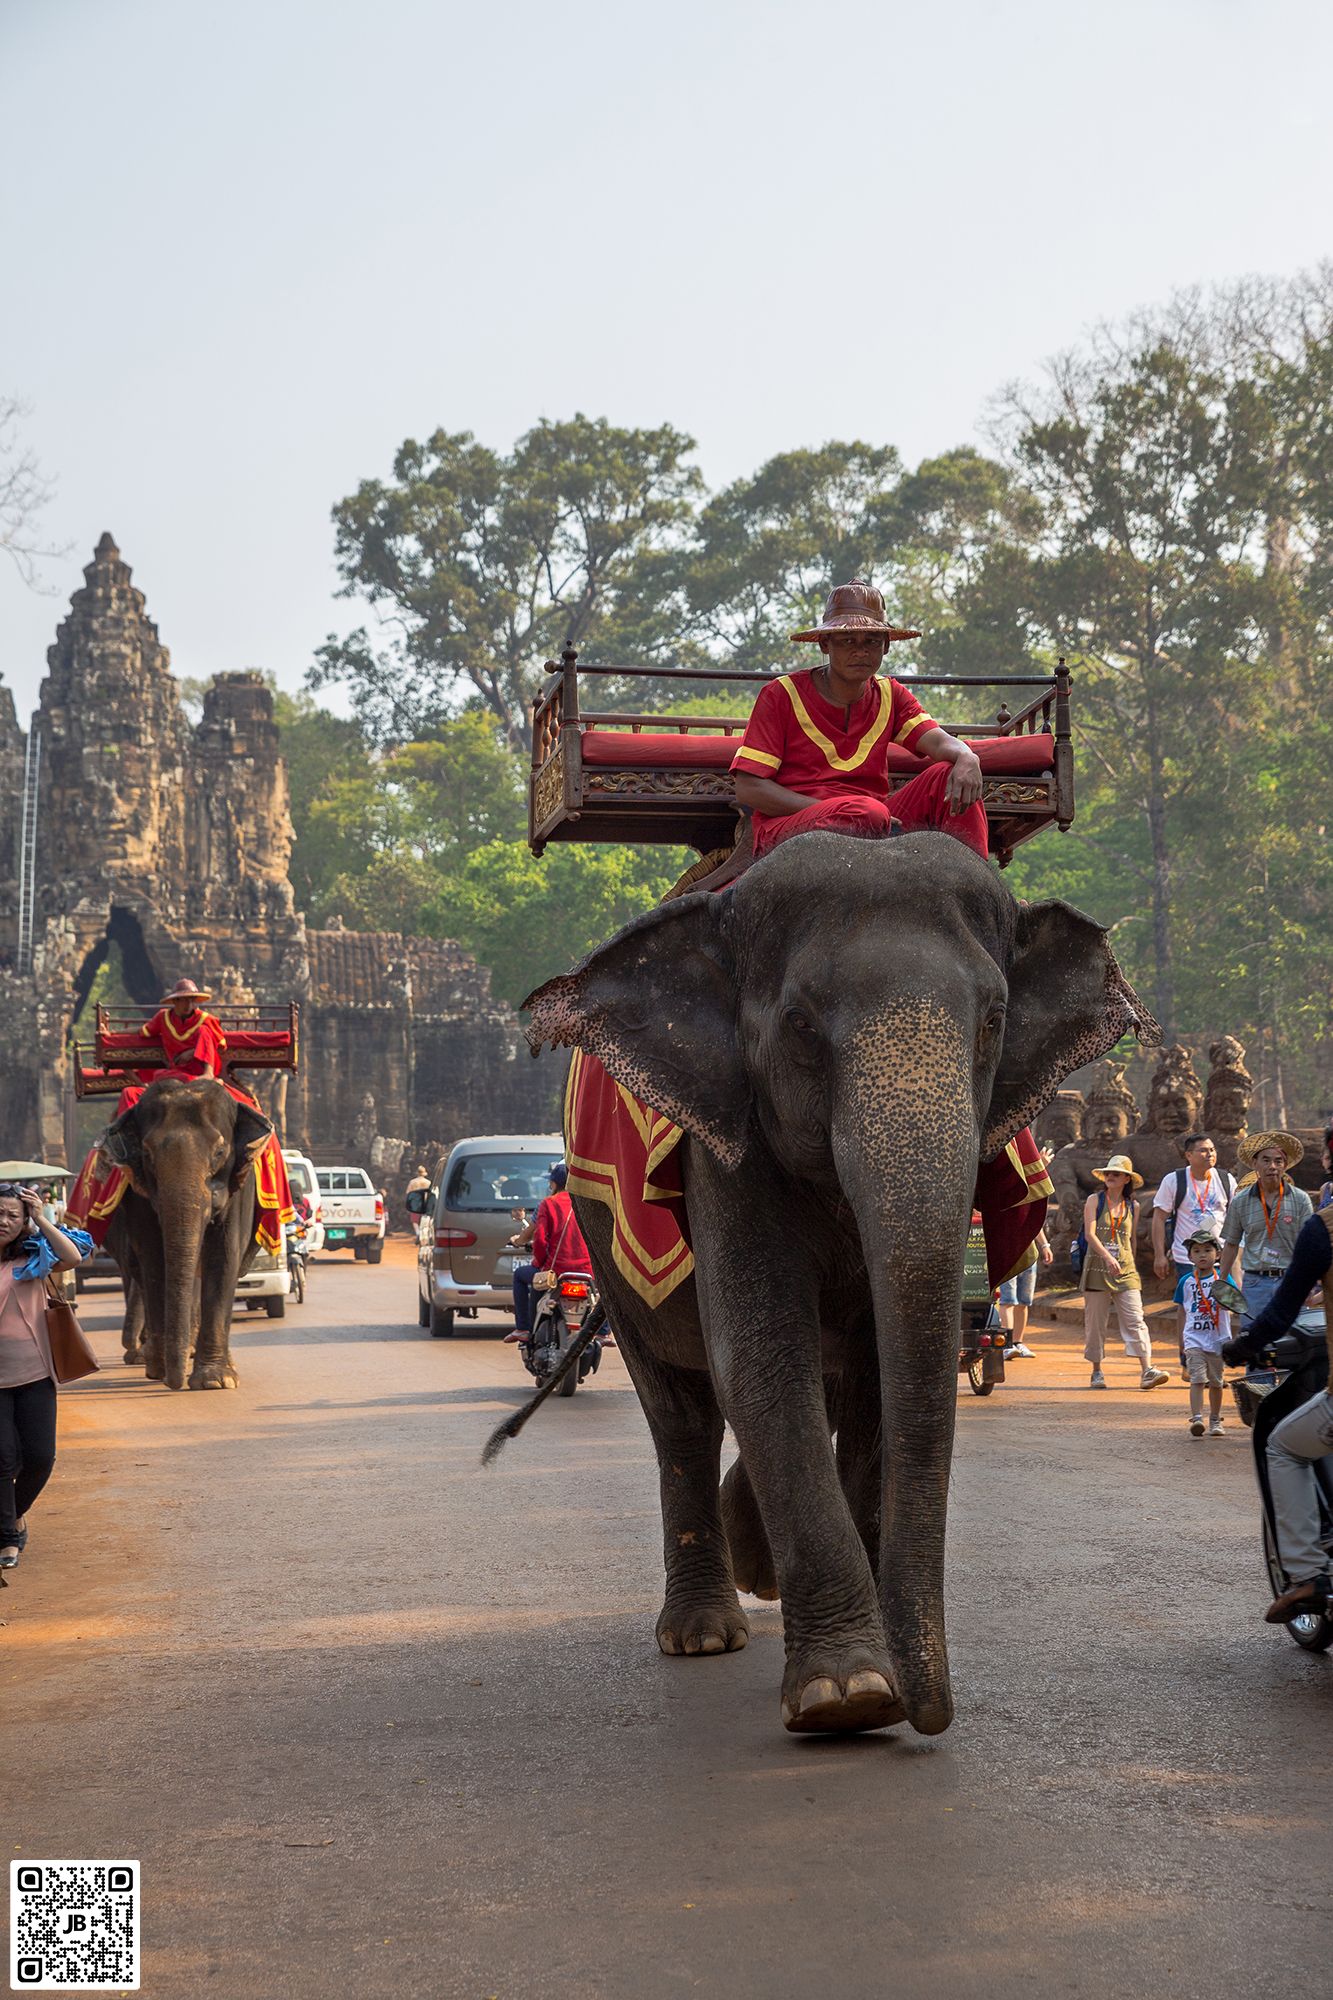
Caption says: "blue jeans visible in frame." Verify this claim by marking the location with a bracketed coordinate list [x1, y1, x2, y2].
[1241, 1270, 1285, 1329]
[512, 1262, 538, 1334]
[998, 1265, 1037, 1309]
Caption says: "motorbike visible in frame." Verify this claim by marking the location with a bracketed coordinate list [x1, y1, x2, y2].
[521, 1270, 603, 1398]
[957, 1213, 1005, 1397]
[285, 1214, 311, 1306]
[1230, 1326, 1333, 1653]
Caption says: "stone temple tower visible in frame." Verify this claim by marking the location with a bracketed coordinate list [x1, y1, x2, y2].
[0, 534, 557, 1168]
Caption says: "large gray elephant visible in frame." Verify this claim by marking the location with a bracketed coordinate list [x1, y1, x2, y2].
[526, 831, 1156, 1738]
[101, 1076, 274, 1390]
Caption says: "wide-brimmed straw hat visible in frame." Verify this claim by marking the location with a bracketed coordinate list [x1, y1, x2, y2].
[791, 580, 922, 645]
[1238, 1130, 1304, 1169]
[161, 977, 212, 1006]
[1092, 1154, 1144, 1190]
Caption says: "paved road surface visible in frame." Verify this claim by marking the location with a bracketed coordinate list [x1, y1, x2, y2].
[6, 1242, 1332, 1998]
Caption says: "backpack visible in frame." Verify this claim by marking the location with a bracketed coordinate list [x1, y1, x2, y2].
[1071, 1191, 1106, 1276]
[1166, 1166, 1235, 1253]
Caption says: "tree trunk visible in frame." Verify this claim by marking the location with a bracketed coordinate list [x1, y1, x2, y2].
[1141, 665, 1176, 1040]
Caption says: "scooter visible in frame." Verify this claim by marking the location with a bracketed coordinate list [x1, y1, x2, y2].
[285, 1209, 312, 1306]
[521, 1271, 604, 1398]
[959, 1299, 1006, 1397]
[1230, 1328, 1333, 1653]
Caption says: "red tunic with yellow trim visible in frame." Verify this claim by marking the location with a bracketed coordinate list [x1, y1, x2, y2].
[730, 671, 938, 857]
[139, 1007, 228, 1077]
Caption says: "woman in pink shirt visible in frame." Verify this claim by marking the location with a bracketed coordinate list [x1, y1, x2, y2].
[0, 1183, 92, 1570]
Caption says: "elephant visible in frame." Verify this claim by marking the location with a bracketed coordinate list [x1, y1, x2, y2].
[101, 1076, 275, 1391]
[526, 831, 1156, 1738]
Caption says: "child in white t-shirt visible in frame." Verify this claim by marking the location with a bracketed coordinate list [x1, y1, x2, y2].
[1174, 1229, 1234, 1439]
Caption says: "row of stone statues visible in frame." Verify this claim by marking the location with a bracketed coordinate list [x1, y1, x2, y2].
[1039, 1038, 1256, 1265]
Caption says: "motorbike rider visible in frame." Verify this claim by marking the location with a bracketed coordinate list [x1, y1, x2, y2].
[505, 1163, 591, 1346]
[1221, 1207, 1333, 1624]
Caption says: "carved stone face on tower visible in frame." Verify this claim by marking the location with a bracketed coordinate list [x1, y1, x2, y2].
[1140, 1043, 1204, 1138]
[1083, 1063, 1139, 1152]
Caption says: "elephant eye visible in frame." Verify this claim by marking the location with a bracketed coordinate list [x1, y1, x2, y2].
[782, 1005, 818, 1045]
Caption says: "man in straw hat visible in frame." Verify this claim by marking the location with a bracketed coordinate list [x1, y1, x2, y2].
[729, 581, 987, 860]
[1080, 1154, 1170, 1391]
[138, 978, 227, 1081]
[1219, 1132, 1313, 1332]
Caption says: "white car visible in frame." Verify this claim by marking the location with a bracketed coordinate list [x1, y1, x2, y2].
[282, 1149, 325, 1255]
[314, 1166, 386, 1262]
[235, 1237, 289, 1317]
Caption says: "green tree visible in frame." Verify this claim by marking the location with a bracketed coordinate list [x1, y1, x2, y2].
[310, 415, 703, 751]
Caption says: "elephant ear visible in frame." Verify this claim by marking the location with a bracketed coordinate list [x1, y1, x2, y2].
[230, 1101, 274, 1191]
[101, 1103, 146, 1188]
[524, 890, 749, 1167]
[983, 900, 1160, 1161]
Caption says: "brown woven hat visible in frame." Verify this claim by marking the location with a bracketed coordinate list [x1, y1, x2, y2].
[161, 977, 212, 1005]
[1237, 1130, 1304, 1169]
[791, 580, 922, 645]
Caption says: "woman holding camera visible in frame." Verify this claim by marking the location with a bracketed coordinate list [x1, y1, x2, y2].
[0, 1182, 92, 1569]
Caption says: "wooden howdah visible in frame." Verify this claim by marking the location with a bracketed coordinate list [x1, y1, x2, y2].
[73, 1001, 300, 1100]
[529, 648, 1075, 865]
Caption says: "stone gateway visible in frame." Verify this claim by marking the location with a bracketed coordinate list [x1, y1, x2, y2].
[0, 536, 556, 1170]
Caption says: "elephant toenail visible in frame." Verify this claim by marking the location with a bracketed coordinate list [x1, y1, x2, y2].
[799, 1678, 839, 1714]
[697, 1633, 725, 1654]
[846, 1670, 893, 1700]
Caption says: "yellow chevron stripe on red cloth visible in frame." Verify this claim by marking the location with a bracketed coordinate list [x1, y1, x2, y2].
[564, 1049, 694, 1307]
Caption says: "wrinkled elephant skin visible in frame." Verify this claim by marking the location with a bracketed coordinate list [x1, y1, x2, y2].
[527, 833, 1155, 1737]
[102, 1078, 274, 1391]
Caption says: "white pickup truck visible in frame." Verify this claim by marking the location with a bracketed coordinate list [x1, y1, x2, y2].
[314, 1167, 386, 1263]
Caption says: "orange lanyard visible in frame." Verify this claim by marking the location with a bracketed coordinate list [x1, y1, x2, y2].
[1258, 1181, 1284, 1241]
[1189, 1171, 1212, 1211]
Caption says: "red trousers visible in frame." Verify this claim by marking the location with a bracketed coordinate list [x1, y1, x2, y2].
[752, 762, 989, 860]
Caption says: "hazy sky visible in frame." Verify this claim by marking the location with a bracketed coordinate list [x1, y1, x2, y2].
[3, 0, 1331, 719]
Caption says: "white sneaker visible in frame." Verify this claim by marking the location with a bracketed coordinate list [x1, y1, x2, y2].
[1190, 1414, 1206, 1437]
[1140, 1367, 1170, 1390]
[1089, 1370, 1107, 1389]
[1010, 1342, 1035, 1358]
[1208, 1419, 1226, 1438]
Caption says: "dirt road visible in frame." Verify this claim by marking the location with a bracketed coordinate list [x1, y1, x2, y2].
[6, 1240, 1331, 1997]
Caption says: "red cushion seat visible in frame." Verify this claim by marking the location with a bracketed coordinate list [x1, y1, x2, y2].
[579, 727, 1051, 777]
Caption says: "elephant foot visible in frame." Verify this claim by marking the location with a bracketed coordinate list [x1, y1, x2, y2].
[780, 1649, 905, 1735]
[123, 1344, 144, 1367]
[189, 1360, 239, 1390]
[720, 1459, 779, 1600]
[656, 1595, 750, 1657]
[143, 1353, 165, 1382]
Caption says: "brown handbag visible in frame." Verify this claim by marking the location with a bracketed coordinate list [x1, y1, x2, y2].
[44, 1277, 100, 1385]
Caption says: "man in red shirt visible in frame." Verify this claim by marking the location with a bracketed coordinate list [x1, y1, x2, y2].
[730, 580, 987, 859]
[508, 1163, 591, 1342]
[138, 979, 228, 1078]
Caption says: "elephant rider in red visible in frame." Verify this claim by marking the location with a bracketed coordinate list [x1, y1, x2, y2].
[138, 979, 228, 1080]
[729, 580, 987, 860]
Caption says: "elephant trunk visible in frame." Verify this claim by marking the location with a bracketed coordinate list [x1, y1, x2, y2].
[156, 1167, 209, 1391]
[833, 1003, 980, 1735]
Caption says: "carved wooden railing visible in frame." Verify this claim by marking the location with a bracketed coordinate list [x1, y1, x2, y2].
[530, 649, 1074, 866]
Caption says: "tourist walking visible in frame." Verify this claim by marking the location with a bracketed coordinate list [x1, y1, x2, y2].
[0, 1182, 93, 1570]
[1220, 1133, 1313, 1329]
[1174, 1229, 1234, 1438]
[1081, 1156, 1170, 1391]
[999, 1230, 1052, 1358]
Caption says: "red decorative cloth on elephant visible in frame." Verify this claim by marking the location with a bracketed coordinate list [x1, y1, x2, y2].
[65, 1080, 294, 1255]
[564, 1049, 1053, 1307]
[564, 1049, 695, 1306]
[729, 670, 988, 860]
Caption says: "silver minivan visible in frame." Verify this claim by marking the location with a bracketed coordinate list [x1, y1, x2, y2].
[408, 1132, 564, 1337]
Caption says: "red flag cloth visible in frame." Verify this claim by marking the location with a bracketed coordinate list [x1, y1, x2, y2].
[65, 1076, 294, 1254]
